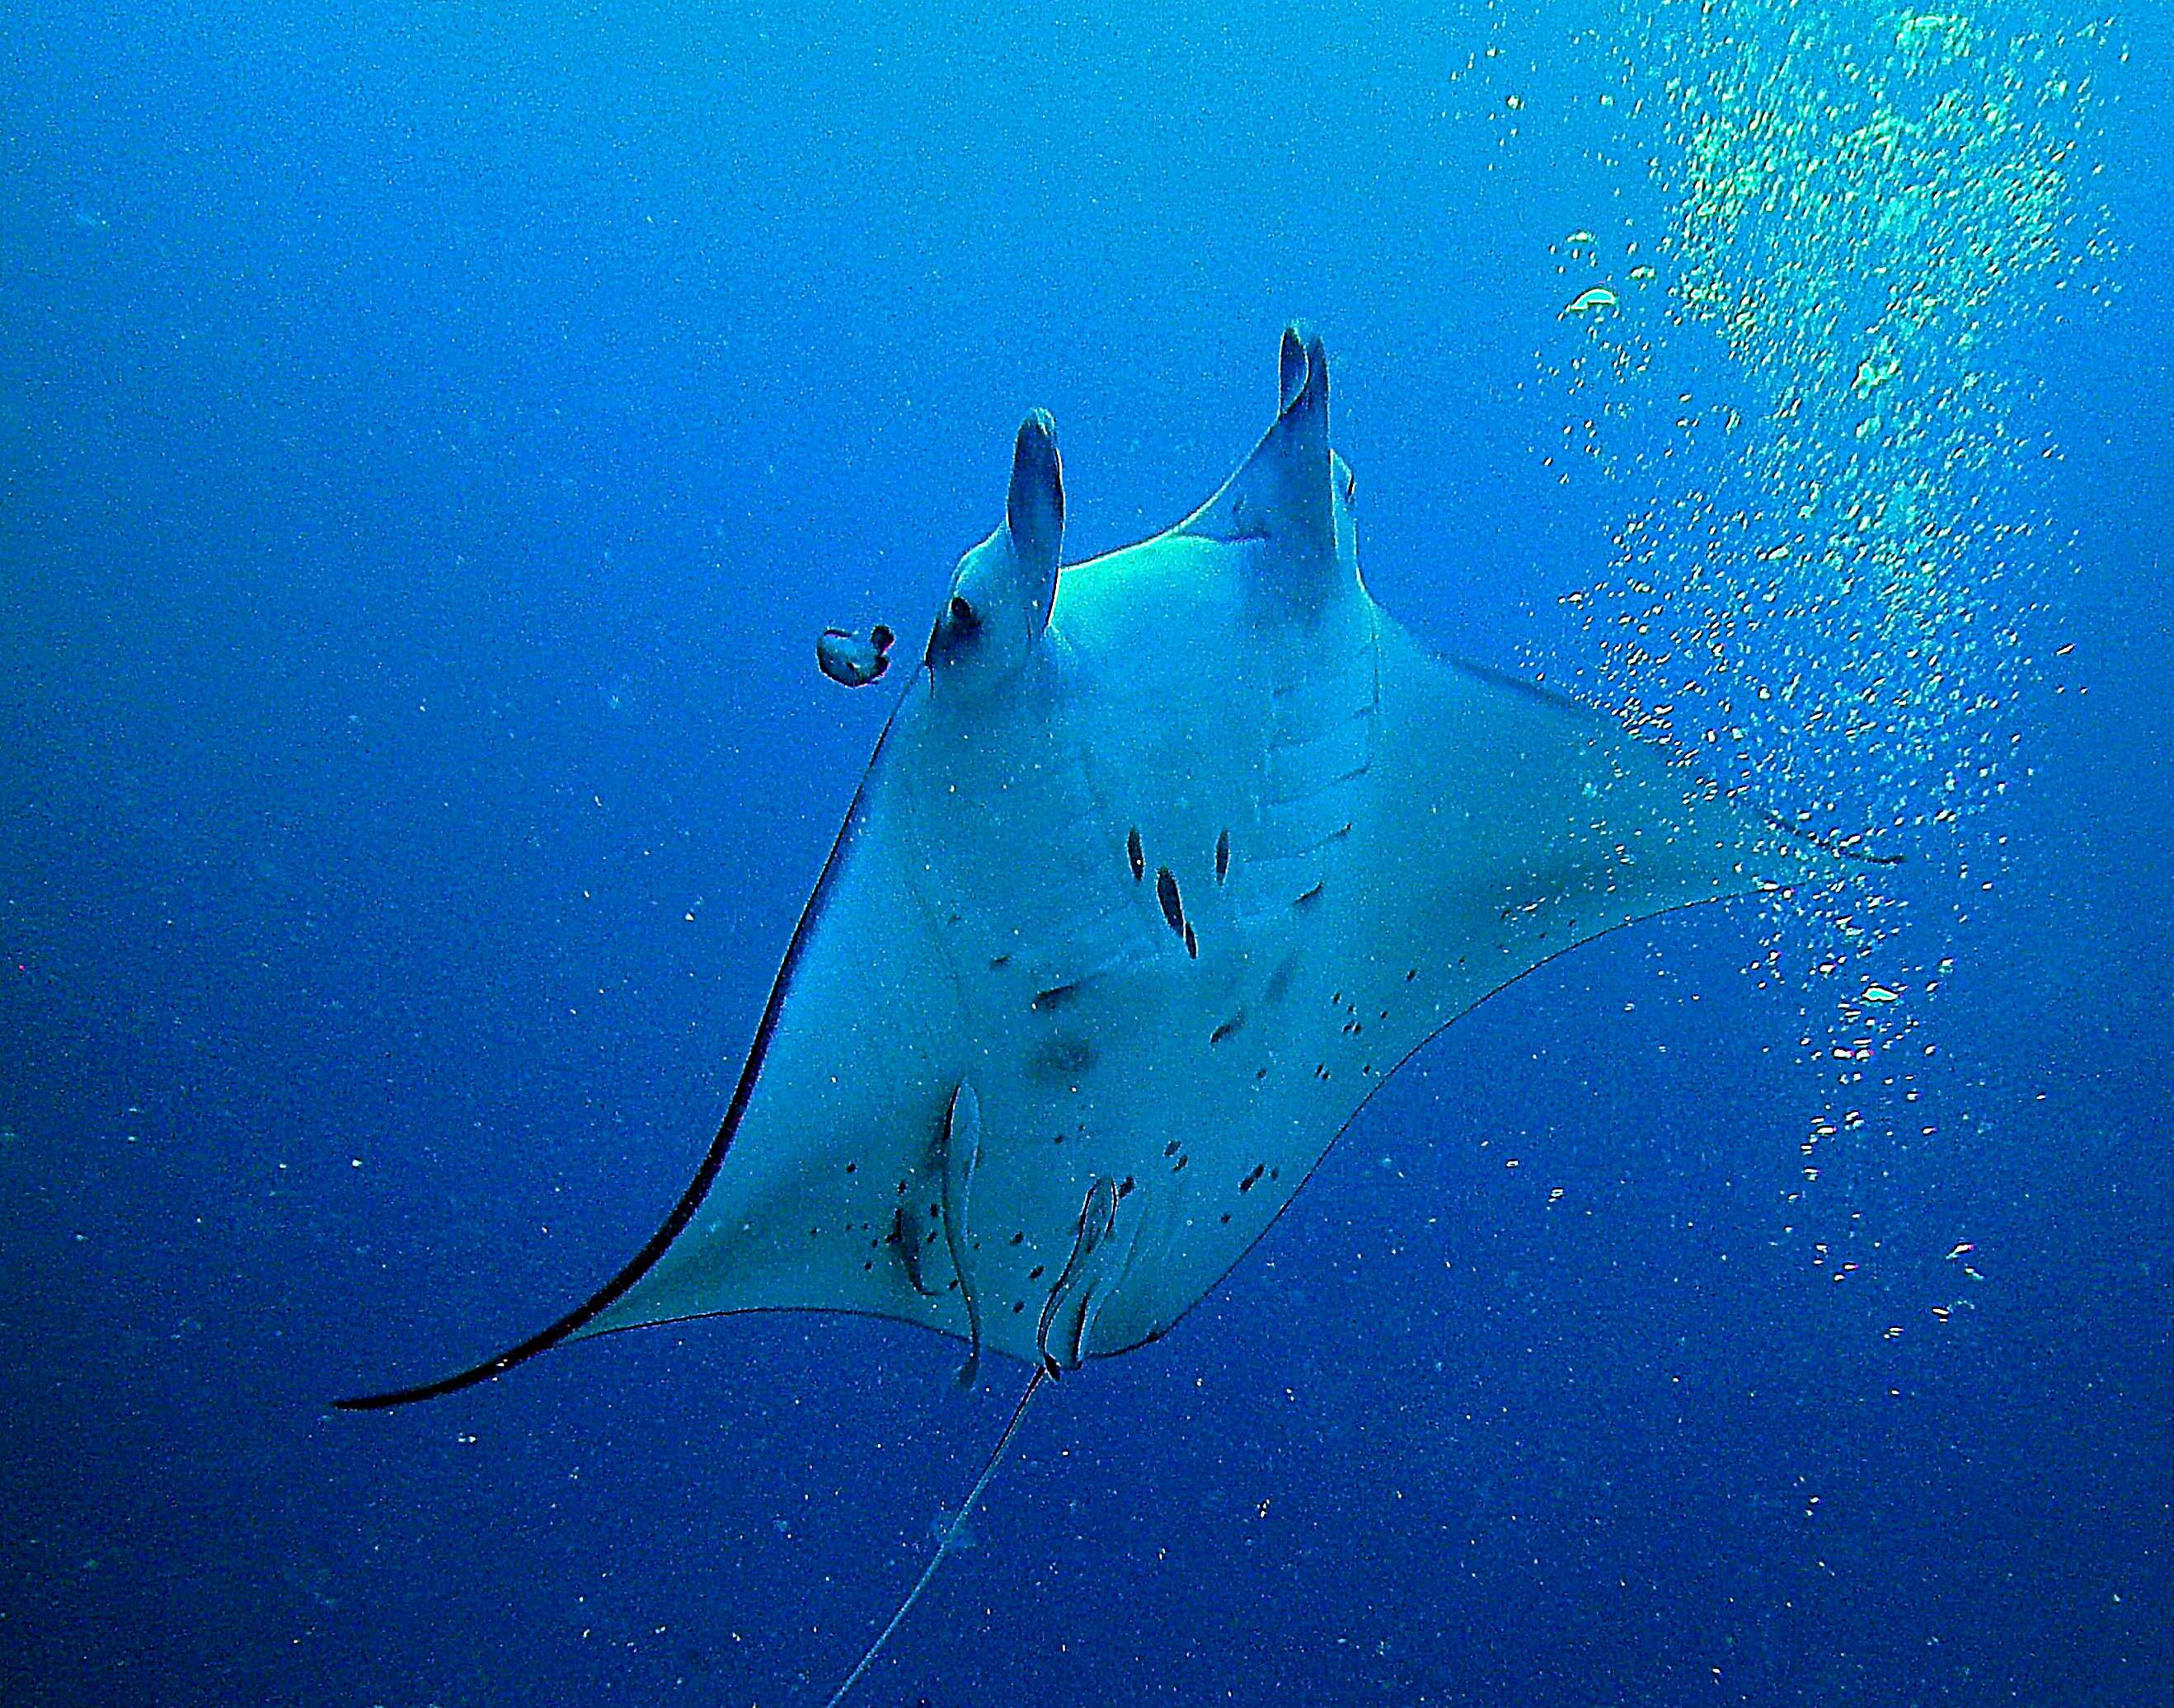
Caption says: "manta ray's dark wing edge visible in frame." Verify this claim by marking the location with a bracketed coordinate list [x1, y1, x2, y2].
[331, 686, 918, 1412]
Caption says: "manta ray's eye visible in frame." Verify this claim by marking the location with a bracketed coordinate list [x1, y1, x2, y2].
[949, 595, 982, 632]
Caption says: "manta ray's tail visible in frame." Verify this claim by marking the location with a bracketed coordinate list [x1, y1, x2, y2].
[820, 1367, 1046, 1708]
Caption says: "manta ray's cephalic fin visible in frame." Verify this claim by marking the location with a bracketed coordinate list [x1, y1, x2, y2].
[925, 410, 1064, 683]
[1178, 321, 1341, 612]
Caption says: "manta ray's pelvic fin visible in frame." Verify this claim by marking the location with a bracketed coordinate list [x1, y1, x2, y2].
[1035, 1175, 1138, 1376]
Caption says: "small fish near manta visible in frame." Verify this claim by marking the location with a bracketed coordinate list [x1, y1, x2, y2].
[336, 326, 1885, 1703]
[818, 623, 894, 687]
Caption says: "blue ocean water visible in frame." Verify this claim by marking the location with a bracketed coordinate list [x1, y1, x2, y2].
[2, 3, 2167, 1706]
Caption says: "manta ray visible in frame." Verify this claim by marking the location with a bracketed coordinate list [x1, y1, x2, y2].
[339, 326, 1862, 1701]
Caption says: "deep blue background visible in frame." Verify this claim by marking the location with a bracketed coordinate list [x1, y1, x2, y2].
[2, 4, 2167, 1706]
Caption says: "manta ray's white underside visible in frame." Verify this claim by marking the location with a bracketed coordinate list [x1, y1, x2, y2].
[341, 327, 1839, 1407]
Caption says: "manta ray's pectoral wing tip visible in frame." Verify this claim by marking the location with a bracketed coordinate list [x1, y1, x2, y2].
[332, 1094, 748, 1413]
[329, 1294, 602, 1412]
[1748, 800, 1907, 873]
[331, 1357, 509, 1413]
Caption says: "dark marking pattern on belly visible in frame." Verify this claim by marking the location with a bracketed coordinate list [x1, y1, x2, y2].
[1030, 1036, 1097, 1082]
[1156, 866, 1185, 936]
[1031, 980, 1085, 1013]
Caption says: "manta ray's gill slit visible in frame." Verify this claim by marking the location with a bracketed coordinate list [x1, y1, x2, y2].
[1183, 922, 1198, 960]
[1215, 828, 1231, 880]
[1209, 1011, 1246, 1045]
[1126, 827, 1144, 882]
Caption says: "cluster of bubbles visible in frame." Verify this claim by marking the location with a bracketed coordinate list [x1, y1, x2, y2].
[1531, 2, 2116, 1290]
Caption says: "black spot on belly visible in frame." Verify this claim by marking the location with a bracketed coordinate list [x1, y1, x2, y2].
[1030, 1036, 1096, 1082]
[1156, 866, 1186, 936]
[1032, 980, 1085, 1014]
